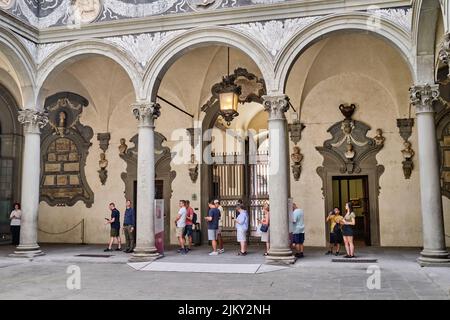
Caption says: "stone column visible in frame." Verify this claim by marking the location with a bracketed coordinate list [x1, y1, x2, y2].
[12, 109, 48, 257]
[130, 102, 161, 262]
[410, 84, 450, 266]
[263, 95, 295, 265]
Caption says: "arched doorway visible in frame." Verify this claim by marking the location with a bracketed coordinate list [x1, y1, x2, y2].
[0, 84, 22, 238]
[201, 68, 268, 242]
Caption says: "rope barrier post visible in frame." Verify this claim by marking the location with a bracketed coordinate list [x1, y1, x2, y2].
[81, 218, 85, 245]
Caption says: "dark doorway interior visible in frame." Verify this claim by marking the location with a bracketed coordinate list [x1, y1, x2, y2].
[332, 176, 371, 246]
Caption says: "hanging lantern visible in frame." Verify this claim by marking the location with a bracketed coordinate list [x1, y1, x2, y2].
[218, 75, 241, 125]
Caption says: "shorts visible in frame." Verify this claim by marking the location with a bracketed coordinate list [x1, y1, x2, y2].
[237, 229, 247, 242]
[176, 227, 185, 238]
[292, 233, 305, 244]
[208, 229, 218, 241]
[330, 232, 343, 244]
[110, 228, 119, 237]
[183, 225, 193, 237]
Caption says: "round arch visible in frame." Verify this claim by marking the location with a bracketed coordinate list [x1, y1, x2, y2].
[0, 28, 36, 108]
[412, 0, 442, 82]
[275, 12, 414, 92]
[37, 39, 142, 104]
[142, 26, 275, 102]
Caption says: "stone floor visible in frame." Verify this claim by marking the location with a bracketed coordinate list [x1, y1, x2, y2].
[0, 243, 449, 300]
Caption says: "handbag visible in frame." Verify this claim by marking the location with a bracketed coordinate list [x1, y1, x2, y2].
[260, 224, 269, 233]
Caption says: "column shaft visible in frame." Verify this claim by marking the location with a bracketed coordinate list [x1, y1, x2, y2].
[130, 102, 160, 262]
[12, 109, 47, 257]
[410, 84, 450, 266]
[263, 95, 295, 265]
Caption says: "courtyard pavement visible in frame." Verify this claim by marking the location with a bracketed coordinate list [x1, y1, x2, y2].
[0, 243, 449, 300]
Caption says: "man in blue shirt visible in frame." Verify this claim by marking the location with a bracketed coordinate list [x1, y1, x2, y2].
[235, 204, 249, 256]
[205, 200, 220, 256]
[292, 203, 305, 258]
[123, 200, 135, 253]
[104, 203, 121, 252]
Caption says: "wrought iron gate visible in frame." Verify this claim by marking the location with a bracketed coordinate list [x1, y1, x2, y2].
[211, 151, 269, 240]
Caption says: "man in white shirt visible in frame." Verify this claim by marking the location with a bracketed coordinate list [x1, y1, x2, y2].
[292, 203, 305, 258]
[174, 200, 187, 254]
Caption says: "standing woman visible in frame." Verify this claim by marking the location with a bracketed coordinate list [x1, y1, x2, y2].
[10, 203, 21, 246]
[259, 202, 270, 256]
[342, 202, 356, 258]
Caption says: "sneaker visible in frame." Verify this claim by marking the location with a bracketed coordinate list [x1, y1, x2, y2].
[295, 252, 304, 258]
[344, 255, 351, 258]
[325, 251, 332, 255]
[177, 248, 184, 253]
[115, 248, 122, 251]
[218, 249, 225, 254]
[335, 252, 340, 256]
[104, 248, 112, 252]
[209, 251, 219, 256]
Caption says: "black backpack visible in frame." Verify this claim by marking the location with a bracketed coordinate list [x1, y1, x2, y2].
[192, 211, 198, 224]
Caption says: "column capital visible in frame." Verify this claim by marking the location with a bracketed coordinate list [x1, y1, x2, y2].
[409, 84, 440, 114]
[439, 33, 450, 70]
[18, 109, 48, 134]
[132, 102, 161, 127]
[263, 94, 289, 120]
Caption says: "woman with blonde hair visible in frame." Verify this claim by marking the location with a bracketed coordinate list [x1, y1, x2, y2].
[259, 201, 270, 256]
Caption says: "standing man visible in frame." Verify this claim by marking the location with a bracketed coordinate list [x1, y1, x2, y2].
[205, 200, 220, 256]
[123, 200, 135, 253]
[104, 203, 121, 252]
[292, 203, 305, 258]
[175, 200, 187, 254]
[235, 204, 249, 256]
[184, 200, 194, 251]
[214, 199, 225, 254]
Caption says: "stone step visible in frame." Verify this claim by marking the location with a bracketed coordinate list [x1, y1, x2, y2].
[332, 257, 378, 263]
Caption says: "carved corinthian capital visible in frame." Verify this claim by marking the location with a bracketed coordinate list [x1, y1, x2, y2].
[439, 33, 450, 73]
[132, 102, 161, 127]
[18, 109, 49, 134]
[409, 84, 440, 114]
[263, 95, 289, 120]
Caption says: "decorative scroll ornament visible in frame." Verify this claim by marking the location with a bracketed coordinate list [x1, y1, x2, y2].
[316, 104, 384, 174]
[409, 84, 440, 113]
[97, 133, 111, 153]
[0, 0, 14, 9]
[202, 68, 266, 115]
[263, 95, 289, 120]
[132, 102, 161, 126]
[18, 109, 49, 134]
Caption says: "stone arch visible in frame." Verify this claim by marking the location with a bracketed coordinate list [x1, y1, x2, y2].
[275, 13, 414, 92]
[412, 0, 442, 82]
[36, 39, 142, 105]
[0, 28, 36, 108]
[142, 26, 275, 102]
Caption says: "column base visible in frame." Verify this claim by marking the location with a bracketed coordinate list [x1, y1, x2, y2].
[418, 249, 450, 267]
[128, 246, 161, 263]
[265, 248, 296, 265]
[10, 244, 45, 258]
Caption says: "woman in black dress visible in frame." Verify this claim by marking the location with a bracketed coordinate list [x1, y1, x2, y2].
[341, 202, 356, 258]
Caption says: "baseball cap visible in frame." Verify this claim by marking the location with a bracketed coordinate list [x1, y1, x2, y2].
[213, 199, 219, 204]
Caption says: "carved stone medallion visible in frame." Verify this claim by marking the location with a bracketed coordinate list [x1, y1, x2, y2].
[187, 0, 222, 11]
[70, 0, 102, 24]
[0, 0, 14, 9]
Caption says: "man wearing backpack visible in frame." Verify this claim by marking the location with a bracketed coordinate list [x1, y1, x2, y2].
[184, 200, 194, 251]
